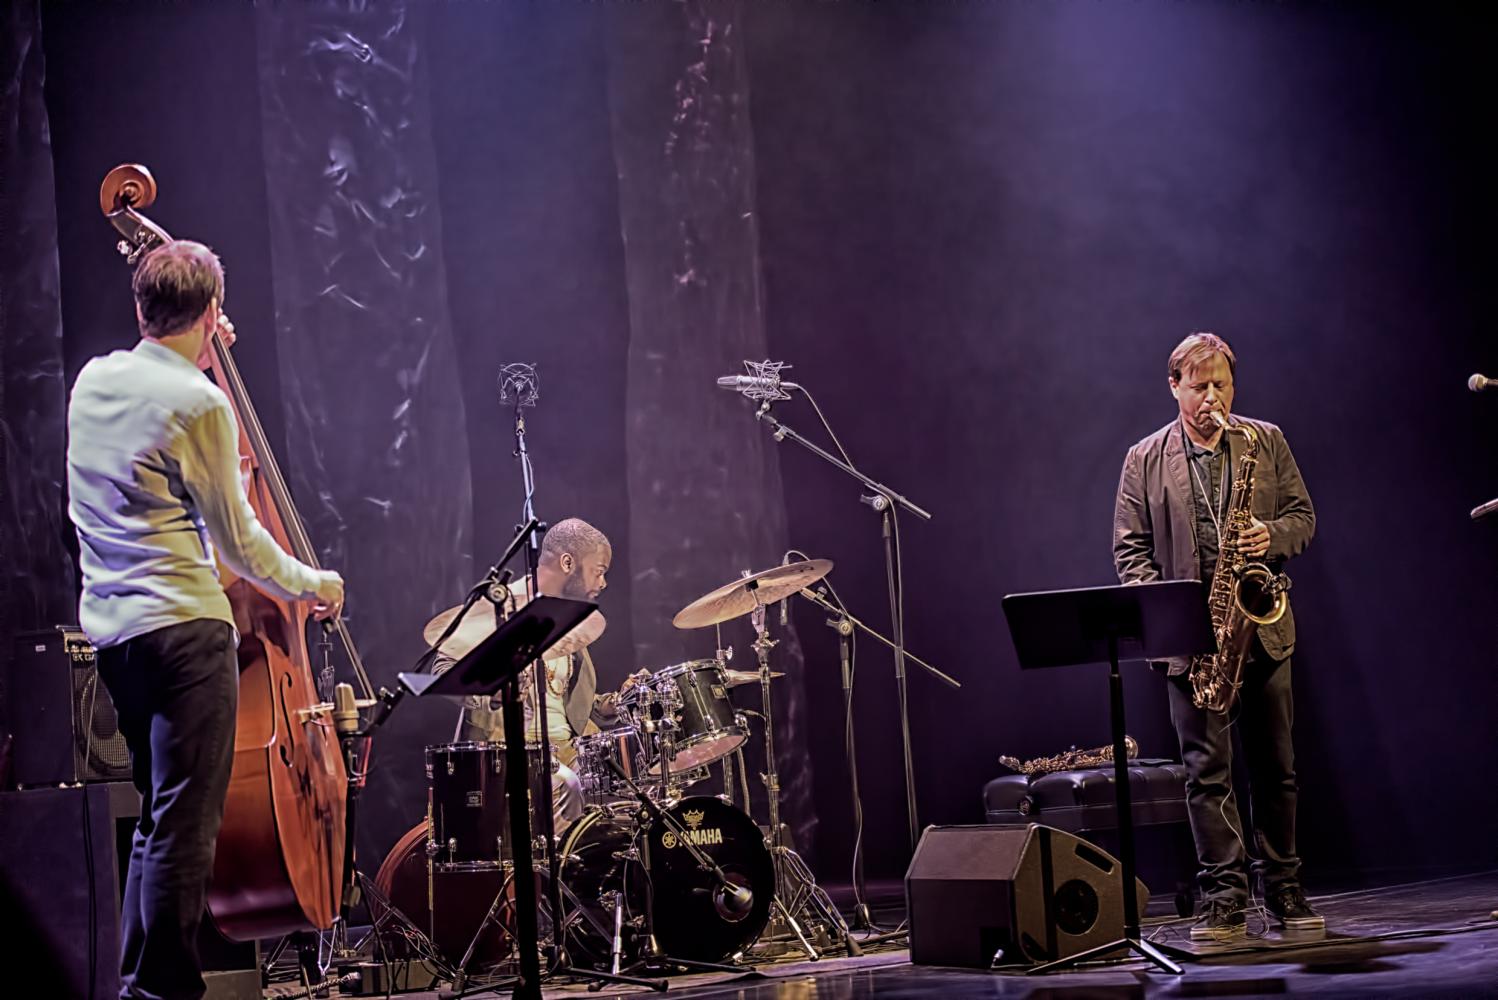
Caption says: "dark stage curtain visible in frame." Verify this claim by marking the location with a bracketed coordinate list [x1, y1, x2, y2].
[253, 3, 474, 866]
[0, 0, 76, 741]
[606, 0, 816, 851]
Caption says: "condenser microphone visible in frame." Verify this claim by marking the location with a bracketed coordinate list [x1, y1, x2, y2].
[716, 374, 801, 394]
[498, 362, 539, 406]
[1469, 373, 1497, 392]
[716, 360, 798, 401]
[333, 682, 360, 735]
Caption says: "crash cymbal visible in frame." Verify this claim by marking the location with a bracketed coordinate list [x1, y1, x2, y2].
[721, 668, 784, 687]
[671, 559, 833, 630]
[423, 588, 605, 661]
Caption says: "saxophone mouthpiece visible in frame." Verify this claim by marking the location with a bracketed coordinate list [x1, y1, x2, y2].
[1209, 410, 1230, 429]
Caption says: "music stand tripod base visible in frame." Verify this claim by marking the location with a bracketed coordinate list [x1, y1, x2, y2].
[402, 595, 599, 1000]
[1003, 580, 1213, 976]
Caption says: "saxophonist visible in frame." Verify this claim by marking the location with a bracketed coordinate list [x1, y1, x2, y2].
[1113, 332, 1319, 941]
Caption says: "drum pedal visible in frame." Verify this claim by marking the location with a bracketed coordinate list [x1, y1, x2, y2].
[752, 912, 834, 956]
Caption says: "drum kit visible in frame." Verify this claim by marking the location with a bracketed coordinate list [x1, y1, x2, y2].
[370, 557, 851, 985]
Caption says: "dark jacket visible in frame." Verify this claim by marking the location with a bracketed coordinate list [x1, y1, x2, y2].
[1112, 415, 1315, 673]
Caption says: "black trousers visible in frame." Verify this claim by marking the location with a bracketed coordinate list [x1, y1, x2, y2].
[97, 619, 238, 1000]
[1165, 640, 1301, 907]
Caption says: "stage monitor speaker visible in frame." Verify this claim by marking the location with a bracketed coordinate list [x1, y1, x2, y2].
[904, 823, 1148, 967]
[8, 627, 131, 787]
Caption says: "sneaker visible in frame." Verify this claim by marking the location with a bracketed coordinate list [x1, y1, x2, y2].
[1266, 884, 1325, 930]
[1189, 898, 1248, 942]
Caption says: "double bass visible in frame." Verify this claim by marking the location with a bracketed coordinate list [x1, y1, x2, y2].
[99, 164, 373, 939]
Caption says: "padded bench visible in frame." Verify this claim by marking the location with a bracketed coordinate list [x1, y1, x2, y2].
[983, 762, 1196, 917]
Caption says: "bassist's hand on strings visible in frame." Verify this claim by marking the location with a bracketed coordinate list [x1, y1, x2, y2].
[313, 571, 345, 621]
[196, 302, 236, 370]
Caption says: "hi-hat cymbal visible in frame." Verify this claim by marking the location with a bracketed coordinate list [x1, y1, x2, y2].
[721, 668, 784, 687]
[672, 559, 833, 630]
[423, 590, 605, 661]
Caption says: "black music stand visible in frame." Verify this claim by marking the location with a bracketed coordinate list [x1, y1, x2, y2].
[1001, 580, 1212, 975]
[399, 595, 596, 1000]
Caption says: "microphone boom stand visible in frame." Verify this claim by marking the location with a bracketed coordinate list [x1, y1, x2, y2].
[459, 385, 658, 997]
[752, 401, 956, 852]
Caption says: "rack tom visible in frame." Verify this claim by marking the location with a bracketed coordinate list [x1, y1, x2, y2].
[623, 659, 747, 774]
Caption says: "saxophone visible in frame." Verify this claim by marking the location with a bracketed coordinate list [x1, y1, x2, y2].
[1000, 736, 1139, 777]
[1188, 412, 1291, 713]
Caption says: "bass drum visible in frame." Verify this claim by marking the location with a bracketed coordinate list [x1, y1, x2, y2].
[560, 796, 774, 966]
[371, 821, 511, 968]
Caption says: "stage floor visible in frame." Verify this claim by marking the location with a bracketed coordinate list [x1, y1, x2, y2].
[281, 871, 1498, 999]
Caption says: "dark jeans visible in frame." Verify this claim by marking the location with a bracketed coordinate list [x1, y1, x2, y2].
[97, 619, 238, 1000]
[1166, 641, 1300, 907]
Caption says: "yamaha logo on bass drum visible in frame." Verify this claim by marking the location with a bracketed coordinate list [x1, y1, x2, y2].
[661, 809, 724, 849]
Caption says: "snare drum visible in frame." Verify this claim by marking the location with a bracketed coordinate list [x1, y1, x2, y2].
[623, 659, 747, 774]
[426, 741, 557, 870]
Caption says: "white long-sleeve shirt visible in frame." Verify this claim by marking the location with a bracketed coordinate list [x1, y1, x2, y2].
[67, 338, 326, 648]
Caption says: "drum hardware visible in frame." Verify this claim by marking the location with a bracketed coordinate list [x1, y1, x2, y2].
[604, 891, 627, 976]
[721, 746, 753, 810]
[671, 560, 856, 960]
[746, 600, 851, 960]
[592, 758, 768, 975]
[397, 526, 620, 1000]
[429, 381, 661, 999]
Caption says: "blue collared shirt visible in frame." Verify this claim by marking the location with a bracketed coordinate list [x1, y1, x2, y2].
[66, 339, 325, 648]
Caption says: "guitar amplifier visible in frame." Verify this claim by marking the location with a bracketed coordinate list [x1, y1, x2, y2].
[8, 628, 131, 786]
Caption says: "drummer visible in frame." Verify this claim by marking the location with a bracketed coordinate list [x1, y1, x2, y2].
[440, 518, 640, 829]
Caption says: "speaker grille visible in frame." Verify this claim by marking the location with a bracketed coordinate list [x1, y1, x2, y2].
[74, 661, 131, 779]
[8, 628, 131, 785]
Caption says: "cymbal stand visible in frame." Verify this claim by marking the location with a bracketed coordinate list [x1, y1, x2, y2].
[746, 603, 856, 959]
[707, 638, 754, 810]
